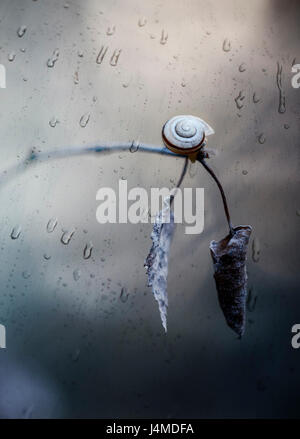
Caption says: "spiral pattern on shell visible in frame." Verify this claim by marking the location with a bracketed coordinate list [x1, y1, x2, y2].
[162, 115, 210, 154]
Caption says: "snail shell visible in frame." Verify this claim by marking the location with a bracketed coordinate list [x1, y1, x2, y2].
[162, 115, 214, 156]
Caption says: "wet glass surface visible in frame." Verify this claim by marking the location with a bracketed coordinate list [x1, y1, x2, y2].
[0, 0, 299, 418]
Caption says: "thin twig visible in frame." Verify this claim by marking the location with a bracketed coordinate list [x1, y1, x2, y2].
[0, 143, 195, 188]
[176, 157, 189, 189]
[170, 157, 189, 207]
[198, 157, 234, 236]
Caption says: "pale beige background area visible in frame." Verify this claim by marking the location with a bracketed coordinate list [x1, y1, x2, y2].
[0, 0, 299, 418]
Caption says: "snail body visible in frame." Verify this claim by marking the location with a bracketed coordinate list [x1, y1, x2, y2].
[162, 115, 214, 159]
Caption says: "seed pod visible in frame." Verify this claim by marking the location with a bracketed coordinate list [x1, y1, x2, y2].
[210, 225, 252, 337]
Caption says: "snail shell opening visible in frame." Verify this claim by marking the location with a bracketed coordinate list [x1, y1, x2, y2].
[162, 115, 212, 155]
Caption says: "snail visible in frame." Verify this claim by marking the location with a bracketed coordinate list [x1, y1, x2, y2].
[162, 115, 214, 160]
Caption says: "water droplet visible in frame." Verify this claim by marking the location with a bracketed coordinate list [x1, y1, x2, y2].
[276, 62, 286, 114]
[120, 287, 129, 303]
[43, 253, 51, 260]
[47, 217, 58, 233]
[73, 268, 81, 281]
[252, 237, 260, 262]
[8, 52, 16, 62]
[77, 50, 83, 57]
[253, 92, 260, 103]
[258, 133, 266, 144]
[246, 286, 257, 312]
[284, 124, 290, 129]
[110, 49, 121, 66]
[122, 80, 130, 88]
[49, 117, 59, 128]
[79, 112, 90, 127]
[181, 79, 187, 87]
[61, 229, 75, 245]
[138, 17, 147, 27]
[22, 405, 34, 419]
[160, 30, 168, 45]
[74, 71, 79, 84]
[64, 2, 70, 8]
[130, 140, 139, 153]
[47, 48, 59, 68]
[296, 209, 300, 217]
[17, 25, 27, 38]
[106, 25, 116, 36]
[71, 348, 80, 362]
[238, 63, 246, 72]
[22, 270, 31, 279]
[96, 45, 108, 64]
[83, 241, 93, 259]
[222, 38, 231, 52]
[235, 91, 245, 110]
[11, 225, 21, 240]
[242, 170, 248, 175]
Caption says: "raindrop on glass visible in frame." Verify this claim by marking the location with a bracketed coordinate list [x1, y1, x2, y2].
[43, 253, 51, 260]
[8, 52, 16, 62]
[17, 25, 27, 38]
[138, 17, 147, 27]
[22, 405, 34, 419]
[252, 237, 260, 263]
[106, 25, 116, 36]
[120, 287, 129, 303]
[258, 134, 266, 144]
[130, 140, 139, 153]
[61, 229, 75, 245]
[22, 270, 31, 279]
[122, 81, 130, 88]
[246, 286, 257, 312]
[47, 217, 58, 233]
[83, 241, 93, 259]
[276, 62, 286, 114]
[49, 117, 59, 128]
[11, 225, 21, 240]
[73, 268, 81, 281]
[253, 92, 260, 103]
[71, 348, 80, 362]
[110, 49, 121, 67]
[96, 46, 108, 64]
[74, 71, 79, 85]
[79, 112, 90, 128]
[160, 30, 168, 45]
[47, 48, 59, 68]
[222, 38, 231, 52]
[235, 91, 245, 110]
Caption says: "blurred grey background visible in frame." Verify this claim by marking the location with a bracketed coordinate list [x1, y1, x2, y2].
[0, 0, 299, 418]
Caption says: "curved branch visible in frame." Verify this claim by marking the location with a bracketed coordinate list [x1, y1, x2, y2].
[198, 157, 234, 236]
[0, 141, 213, 188]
